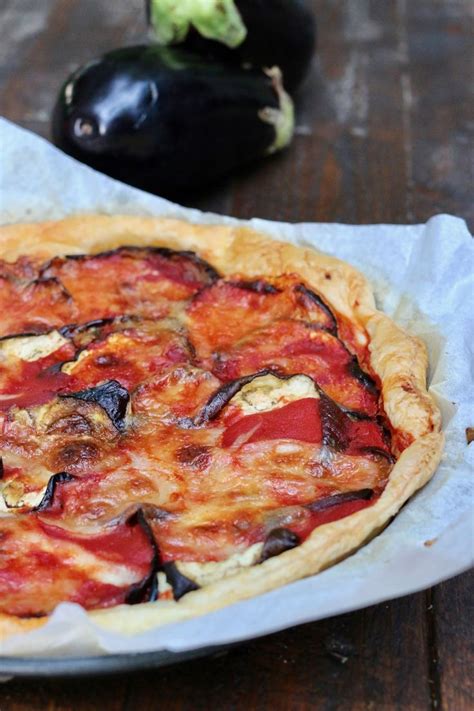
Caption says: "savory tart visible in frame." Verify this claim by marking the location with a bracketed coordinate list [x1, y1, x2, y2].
[0, 216, 443, 640]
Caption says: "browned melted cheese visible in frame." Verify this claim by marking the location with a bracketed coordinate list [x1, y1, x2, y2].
[0, 247, 393, 615]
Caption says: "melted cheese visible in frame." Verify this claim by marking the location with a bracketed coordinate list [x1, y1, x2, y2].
[0, 331, 68, 362]
[61, 333, 130, 374]
[1, 481, 46, 510]
[230, 373, 319, 415]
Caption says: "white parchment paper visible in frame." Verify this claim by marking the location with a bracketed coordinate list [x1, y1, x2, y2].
[0, 118, 472, 658]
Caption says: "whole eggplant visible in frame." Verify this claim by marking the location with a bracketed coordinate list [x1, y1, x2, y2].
[52, 45, 294, 194]
[147, 0, 317, 91]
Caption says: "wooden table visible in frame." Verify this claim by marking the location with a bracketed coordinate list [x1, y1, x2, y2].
[0, 0, 472, 708]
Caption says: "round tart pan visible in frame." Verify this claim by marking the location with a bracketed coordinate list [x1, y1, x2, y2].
[0, 644, 234, 679]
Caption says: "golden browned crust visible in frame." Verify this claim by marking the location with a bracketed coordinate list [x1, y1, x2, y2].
[0, 215, 444, 641]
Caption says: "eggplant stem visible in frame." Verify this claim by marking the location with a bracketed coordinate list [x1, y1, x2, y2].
[148, 0, 247, 48]
[259, 67, 295, 154]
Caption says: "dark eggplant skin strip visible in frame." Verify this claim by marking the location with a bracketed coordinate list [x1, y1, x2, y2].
[162, 562, 200, 601]
[319, 393, 351, 451]
[41, 361, 67, 376]
[34, 472, 76, 512]
[125, 508, 161, 604]
[347, 356, 378, 395]
[42, 246, 220, 285]
[140, 502, 174, 523]
[191, 369, 274, 426]
[61, 380, 130, 432]
[0, 330, 52, 342]
[260, 528, 300, 562]
[0, 457, 3, 480]
[228, 279, 281, 294]
[294, 284, 338, 335]
[59, 317, 115, 340]
[319, 394, 387, 451]
[377, 415, 394, 451]
[306, 489, 374, 514]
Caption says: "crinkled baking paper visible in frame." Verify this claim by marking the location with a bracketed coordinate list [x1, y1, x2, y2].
[0, 118, 472, 659]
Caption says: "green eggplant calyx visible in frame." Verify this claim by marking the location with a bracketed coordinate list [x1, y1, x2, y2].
[149, 0, 247, 48]
[259, 67, 295, 154]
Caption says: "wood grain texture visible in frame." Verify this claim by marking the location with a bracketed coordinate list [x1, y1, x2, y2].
[432, 569, 474, 710]
[1, 593, 432, 711]
[0, 0, 472, 708]
[0, 0, 472, 228]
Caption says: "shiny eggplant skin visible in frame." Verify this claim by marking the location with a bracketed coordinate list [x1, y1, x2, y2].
[52, 45, 294, 195]
[147, 0, 317, 91]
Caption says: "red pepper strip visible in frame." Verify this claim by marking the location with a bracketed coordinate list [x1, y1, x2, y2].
[223, 398, 322, 447]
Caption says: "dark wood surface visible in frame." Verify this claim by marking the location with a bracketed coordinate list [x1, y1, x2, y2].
[0, 0, 472, 708]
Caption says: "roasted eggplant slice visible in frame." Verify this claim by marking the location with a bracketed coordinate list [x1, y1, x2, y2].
[52, 45, 294, 194]
[0, 274, 76, 338]
[192, 370, 390, 458]
[186, 277, 337, 361]
[42, 246, 220, 323]
[59, 320, 193, 393]
[191, 369, 273, 425]
[147, 0, 317, 91]
[45, 246, 220, 288]
[62, 380, 130, 432]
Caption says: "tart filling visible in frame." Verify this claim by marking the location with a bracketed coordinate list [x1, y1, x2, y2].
[0, 244, 395, 615]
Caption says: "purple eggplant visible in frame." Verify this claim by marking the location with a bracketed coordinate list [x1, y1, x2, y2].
[52, 45, 294, 195]
[147, 0, 317, 91]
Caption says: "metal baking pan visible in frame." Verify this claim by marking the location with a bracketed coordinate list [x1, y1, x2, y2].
[0, 644, 233, 679]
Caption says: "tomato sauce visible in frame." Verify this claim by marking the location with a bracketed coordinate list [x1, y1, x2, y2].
[0, 343, 74, 410]
[295, 496, 378, 541]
